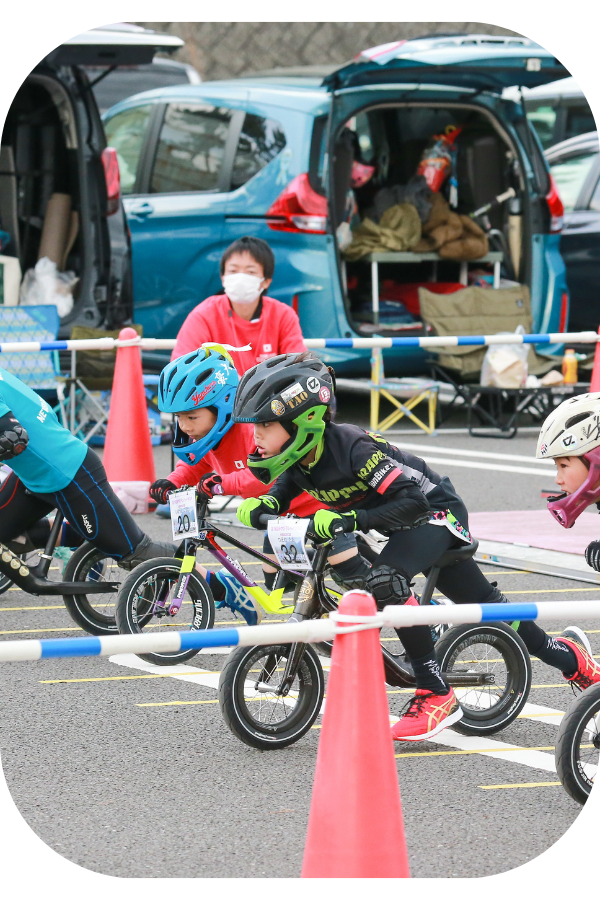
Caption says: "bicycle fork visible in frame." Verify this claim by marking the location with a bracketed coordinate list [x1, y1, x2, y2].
[275, 564, 324, 697]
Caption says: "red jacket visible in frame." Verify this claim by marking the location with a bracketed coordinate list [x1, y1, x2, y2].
[171, 294, 306, 374]
[168, 422, 322, 518]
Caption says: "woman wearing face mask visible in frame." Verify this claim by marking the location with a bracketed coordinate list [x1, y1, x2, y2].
[171, 236, 306, 374]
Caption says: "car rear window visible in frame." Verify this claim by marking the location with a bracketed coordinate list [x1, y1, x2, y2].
[230, 113, 286, 190]
[549, 152, 598, 211]
[514, 117, 550, 195]
[104, 104, 153, 194]
[150, 103, 233, 193]
[309, 115, 328, 195]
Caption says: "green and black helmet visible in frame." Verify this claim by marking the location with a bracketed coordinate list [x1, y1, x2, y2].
[233, 352, 335, 484]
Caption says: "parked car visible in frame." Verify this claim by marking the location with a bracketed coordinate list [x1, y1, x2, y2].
[103, 33, 571, 375]
[545, 132, 600, 333]
[87, 58, 201, 115]
[0, 25, 182, 334]
[504, 78, 596, 150]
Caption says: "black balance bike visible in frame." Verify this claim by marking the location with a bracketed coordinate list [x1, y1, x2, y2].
[0, 511, 124, 634]
[555, 682, 600, 804]
[218, 516, 532, 750]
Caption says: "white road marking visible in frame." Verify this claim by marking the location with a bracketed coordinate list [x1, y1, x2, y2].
[388, 446, 551, 477]
[389, 440, 553, 467]
[109, 653, 566, 773]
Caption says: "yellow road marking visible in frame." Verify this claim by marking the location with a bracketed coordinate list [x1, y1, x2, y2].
[431, 588, 600, 597]
[41, 670, 214, 684]
[138, 698, 220, 706]
[1, 626, 82, 635]
[0, 605, 66, 611]
[479, 782, 562, 790]
[396, 745, 553, 758]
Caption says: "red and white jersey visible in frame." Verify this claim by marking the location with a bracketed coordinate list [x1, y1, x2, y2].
[171, 294, 306, 375]
[168, 422, 323, 518]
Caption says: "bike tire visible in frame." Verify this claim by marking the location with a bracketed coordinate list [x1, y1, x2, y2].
[115, 558, 215, 665]
[218, 643, 324, 749]
[435, 622, 531, 735]
[62, 544, 127, 635]
[555, 682, 600, 804]
[0, 572, 13, 594]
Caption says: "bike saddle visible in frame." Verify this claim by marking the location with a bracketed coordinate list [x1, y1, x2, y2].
[433, 539, 479, 569]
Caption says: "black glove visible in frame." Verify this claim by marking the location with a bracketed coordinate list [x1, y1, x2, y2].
[197, 472, 224, 497]
[0, 412, 28, 461]
[585, 540, 600, 572]
[149, 479, 176, 505]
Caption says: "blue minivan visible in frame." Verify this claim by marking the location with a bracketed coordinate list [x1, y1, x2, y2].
[103, 34, 571, 375]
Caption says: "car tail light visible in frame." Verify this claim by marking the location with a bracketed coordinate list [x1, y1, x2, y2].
[102, 147, 121, 216]
[267, 174, 328, 233]
[546, 173, 564, 233]
[558, 291, 569, 332]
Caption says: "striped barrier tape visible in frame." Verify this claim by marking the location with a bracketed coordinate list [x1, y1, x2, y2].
[2, 599, 600, 663]
[0, 332, 597, 354]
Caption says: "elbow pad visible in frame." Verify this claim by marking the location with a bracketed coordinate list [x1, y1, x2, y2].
[356, 487, 431, 533]
[0, 412, 29, 461]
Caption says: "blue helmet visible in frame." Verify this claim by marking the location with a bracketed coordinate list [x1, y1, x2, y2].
[158, 345, 239, 464]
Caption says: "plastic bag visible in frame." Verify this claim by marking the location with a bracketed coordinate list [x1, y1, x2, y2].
[480, 326, 529, 389]
[417, 126, 462, 193]
[19, 257, 78, 318]
[109, 481, 150, 515]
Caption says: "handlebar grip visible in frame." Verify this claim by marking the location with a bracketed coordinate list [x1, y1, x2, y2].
[258, 513, 279, 526]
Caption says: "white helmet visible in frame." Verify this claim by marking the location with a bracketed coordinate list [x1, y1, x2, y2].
[536, 392, 600, 459]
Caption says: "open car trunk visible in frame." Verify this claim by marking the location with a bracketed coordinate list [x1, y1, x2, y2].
[328, 100, 530, 337]
[0, 71, 117, 329]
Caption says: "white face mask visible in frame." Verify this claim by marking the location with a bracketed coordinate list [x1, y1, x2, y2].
[222, 272, 264, 305]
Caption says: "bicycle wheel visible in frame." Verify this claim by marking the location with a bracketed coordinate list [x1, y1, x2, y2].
[555, 682, 600, 804]
[435, 623, 531, 735]
[218, 643, 324, 749]
[116, 558, 214, 665]
[62, 544, 128, 635]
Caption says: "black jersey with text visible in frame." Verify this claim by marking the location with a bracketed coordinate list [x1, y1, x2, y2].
[267, 423, 465, 534]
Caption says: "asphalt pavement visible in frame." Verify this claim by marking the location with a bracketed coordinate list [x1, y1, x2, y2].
[0, 394, 594, 878]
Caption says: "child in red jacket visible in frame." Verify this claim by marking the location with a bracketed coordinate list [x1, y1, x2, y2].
[151, 345, 355, 624]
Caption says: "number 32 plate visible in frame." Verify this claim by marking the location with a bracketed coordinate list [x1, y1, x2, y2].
[267, 518, 311, 570]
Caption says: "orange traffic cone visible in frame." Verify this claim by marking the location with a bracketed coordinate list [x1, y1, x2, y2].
[590, 327, 600, 393]
[301, 590, 410, 878]
[102, 327, 156, 485]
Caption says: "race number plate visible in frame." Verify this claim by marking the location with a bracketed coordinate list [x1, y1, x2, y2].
[267, 518, 311, 571]
[170, 487, 200, 541]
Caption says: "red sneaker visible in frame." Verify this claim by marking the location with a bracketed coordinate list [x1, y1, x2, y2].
[558, 627, 600, 691]
[391, 688, 463, 742]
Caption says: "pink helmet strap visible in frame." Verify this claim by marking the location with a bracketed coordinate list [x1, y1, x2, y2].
[547, 446, 600, 528]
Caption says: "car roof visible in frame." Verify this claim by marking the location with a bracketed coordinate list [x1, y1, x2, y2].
[503, 76, 584, 102]
[545, 131, 599, 162]
[104, 79, 330, 118]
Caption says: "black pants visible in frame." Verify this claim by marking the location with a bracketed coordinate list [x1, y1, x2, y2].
[0, 447, 144, 561]
[377, 517, 497, 662]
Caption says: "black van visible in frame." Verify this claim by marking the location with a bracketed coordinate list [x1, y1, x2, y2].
[0, 25, 182, 335]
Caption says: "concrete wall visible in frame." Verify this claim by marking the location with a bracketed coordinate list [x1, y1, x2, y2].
[136, 22, 523, 82]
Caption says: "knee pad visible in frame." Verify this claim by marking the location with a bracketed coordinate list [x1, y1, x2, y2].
[117, 534, 174, 571]
[329, 554, 372, 590]
[365, 565, 411, 610]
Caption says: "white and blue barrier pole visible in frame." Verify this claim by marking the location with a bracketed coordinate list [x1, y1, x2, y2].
[2, 599, 600, 663]
[0, 331, 597, 355]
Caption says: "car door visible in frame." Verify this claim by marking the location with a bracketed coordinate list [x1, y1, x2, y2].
[121, 100, 242, 339]
[555, 152, 600, 330]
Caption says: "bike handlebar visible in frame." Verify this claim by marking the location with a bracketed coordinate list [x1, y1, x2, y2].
[257, 513, 335, 545]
